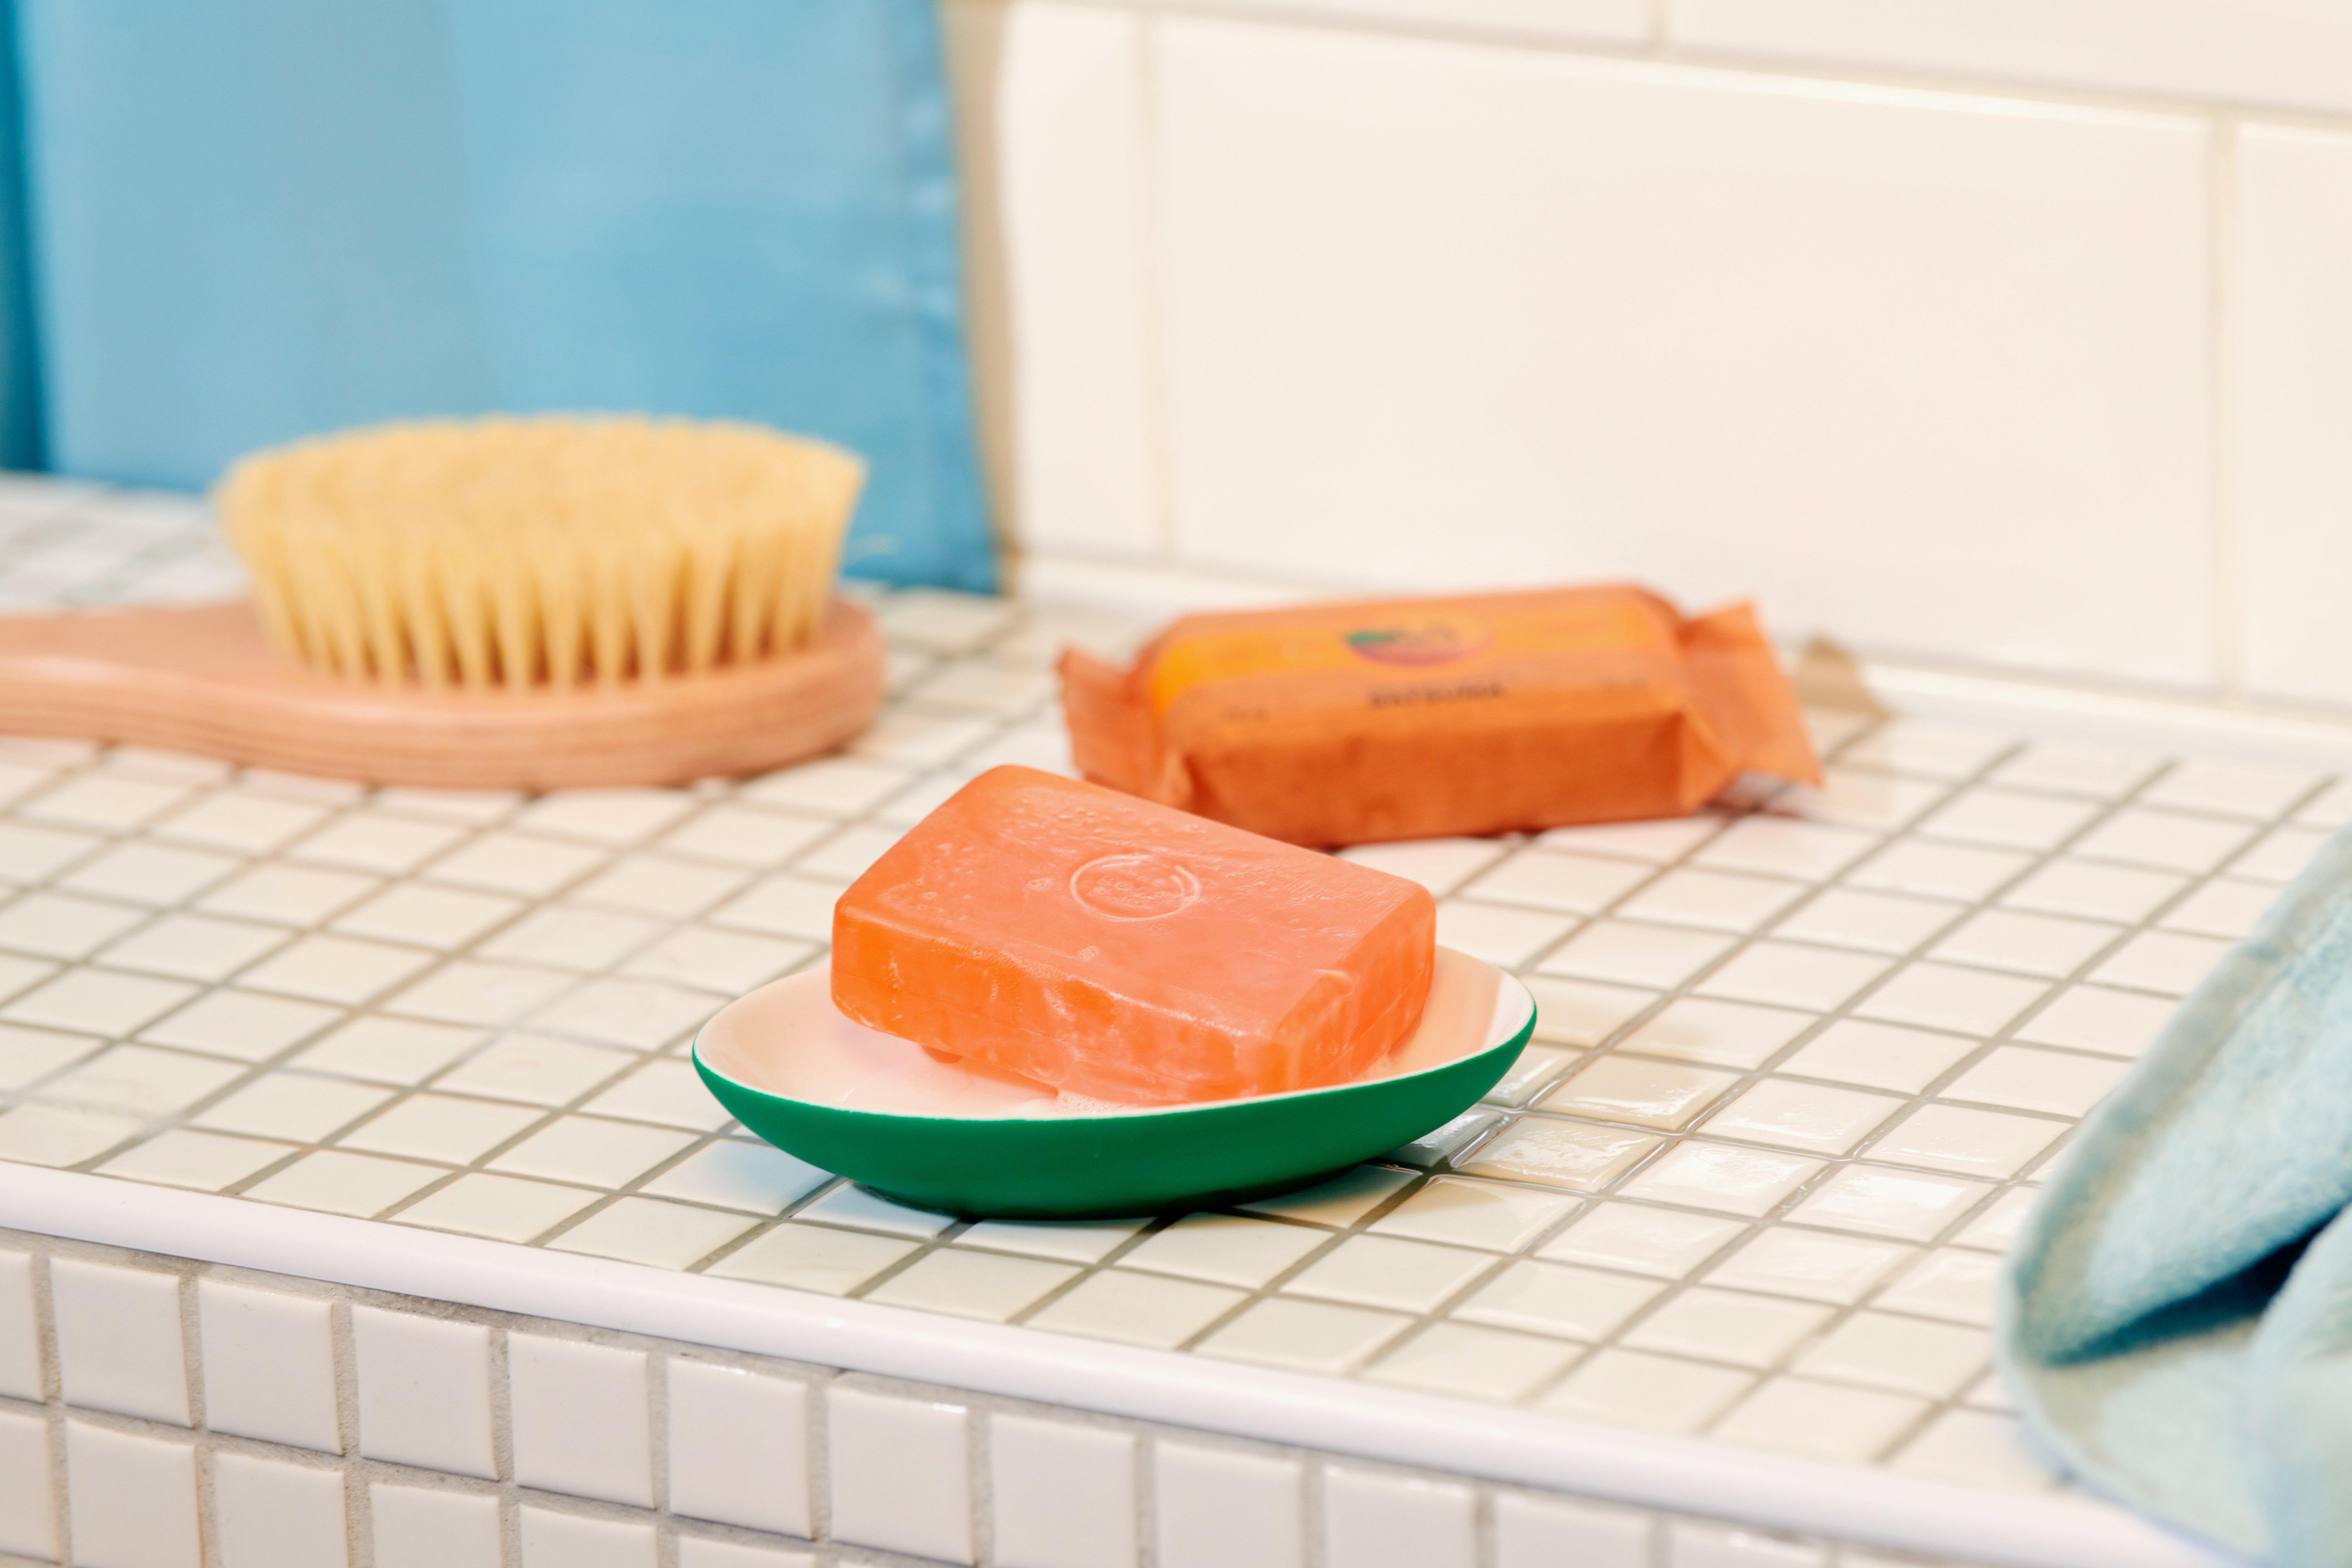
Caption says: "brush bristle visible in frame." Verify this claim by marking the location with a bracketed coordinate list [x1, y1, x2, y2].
[216, 415, 866, 690]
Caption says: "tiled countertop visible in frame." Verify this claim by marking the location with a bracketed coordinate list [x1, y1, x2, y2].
[0, 480, 2324, 1567]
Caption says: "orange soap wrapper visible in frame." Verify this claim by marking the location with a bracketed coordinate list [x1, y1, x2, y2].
[1058, 584, 1821, 848]
[831, 765, 1435, 1106]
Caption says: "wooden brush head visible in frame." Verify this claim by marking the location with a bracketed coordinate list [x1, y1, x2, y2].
[217, 415, 866, 691]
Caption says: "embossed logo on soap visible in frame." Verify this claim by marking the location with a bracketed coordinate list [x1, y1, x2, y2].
[1343, 617, 1493, 667]
[1070, 853, 1201, 920]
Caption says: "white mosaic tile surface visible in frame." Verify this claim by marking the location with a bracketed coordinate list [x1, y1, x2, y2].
[0, 481, 2330, 1499]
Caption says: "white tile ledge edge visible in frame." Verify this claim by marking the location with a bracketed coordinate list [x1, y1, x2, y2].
[0, 1165, 2211, 1568]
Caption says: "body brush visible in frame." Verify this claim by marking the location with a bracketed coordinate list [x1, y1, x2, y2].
[0, 416, 887, 789]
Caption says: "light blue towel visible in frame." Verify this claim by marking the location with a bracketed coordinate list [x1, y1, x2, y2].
[2001, 826, 2352, 1566]
[3, 0, 993, 590]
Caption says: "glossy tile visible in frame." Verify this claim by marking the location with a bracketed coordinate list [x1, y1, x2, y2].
[1538, 1349, 1752, 1435]
[1893, 1407, 2059, 1492]
[1871, 1249, 2003, 1325]
[1286, 1235, 1496, 1313]
[1622, 1287, 1830, 1368]
[865, 1249, 1080, 1322]
[1848, 841, 2031, 903]
[1795, 1311, 1988, 1399]
[991, 1414, 1135, 1568]
[2002, 859, 2185, 924]
[549, 1198, 754, 1270]
[1619, 1142, 1821, 1217]
[2072, 808, 2255, 875]
[1618, 999, 1815, 1070]
[1520, 977, 1658, 1048]
[139, 988, 337, 1062]
[1540, 1056, 1740, 1132]
[1872, 1104, 2067, 1178]
[705, 1222, 918, 1295]
[1693, 820, 1880, 882]
[1853, 964, 2046, 1037]
[1200, 1296, 1412, 1374]
[1699, 942, 1890, 1010]
[1453, 1118, 1661, 1191]
[353, 1307, 495, 1478]
[1480, 1045, 1581, 1108]
[0, 1409, 53, 1560]
[1458, 849, 1652, 915]
[2161, 877, 2278, 939]
[1323, 1467, 1475, 1568]
[1701, 1080, 1904, 1155]
[1929, 909, 2121, 979]
[1776, 1019, 1975, 1094]
[198, 1280, 340, 1452]
[1454, 1260, 1661, 1340]
[668, 1360, 810, 1537]
[339, 1093, 544, 1165]
[1237, 1163, 1416, 1227]
[1616, 869, 1802, 933]
[510, 1334, 652, 1506]
[1493, 1492, 1649, 1568]
[1024, 1269, 1247, 1350]
[1371, 1176, 1580, 1253]
[2091, 930, 2233, 995]
[1712, 1377, 1928, 1464]
[829, 1387, 972, 1564]
[1535, 921, 1735, 990]
[1155, 1444, 1303, 1568]
[1786, 1165, 1991, 1242]
[958, 1215, 1151, 1265]
[2013, 985, 2177, 1056]
[1917, 790, 2098, 853]
[637, 1139, 828, 1213]
[1541, 817, 1724, 863]
[1434, 900, 1578, 968]
[1706, 1229, 1913, 1304]
[212, 1452, 348, 1568]
[489, 1116, 696, 1190]
[1536, 1203, 1748, 1279]
[518, 1507, 657, 1568]
[1769, 888, 1975, 950]
[244, 1151, 441, 1217]
[1943, 1046, 2129, 1117]
[63, 1421, 199, 1568]
[1364, 1322, 1582, 1404]
[51, 1259, 188, 1425]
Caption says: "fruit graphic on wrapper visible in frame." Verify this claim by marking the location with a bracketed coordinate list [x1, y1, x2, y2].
[1342, 618, 1494, 667]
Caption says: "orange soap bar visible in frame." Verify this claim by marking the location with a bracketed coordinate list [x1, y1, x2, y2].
[1060, 584, 1821, 847]
[831, 765, 1435, 1105]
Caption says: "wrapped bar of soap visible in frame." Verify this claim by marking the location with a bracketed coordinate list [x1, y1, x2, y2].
[831, 765, 1435, 1105]
[1059, 584, 1819, 847]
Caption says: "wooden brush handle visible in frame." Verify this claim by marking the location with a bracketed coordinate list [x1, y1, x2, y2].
[0, 600, 887, 790]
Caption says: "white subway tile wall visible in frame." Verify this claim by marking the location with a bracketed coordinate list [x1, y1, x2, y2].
[944, 0, 2352, 706]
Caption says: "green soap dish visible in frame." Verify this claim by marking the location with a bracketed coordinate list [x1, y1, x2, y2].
[692, 947, 1534, 1219]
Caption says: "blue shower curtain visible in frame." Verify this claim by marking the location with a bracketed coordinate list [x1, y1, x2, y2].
[0, 0, 995, 592]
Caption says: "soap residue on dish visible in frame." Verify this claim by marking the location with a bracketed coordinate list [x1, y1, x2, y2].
[698, 948, 1506, 1120]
